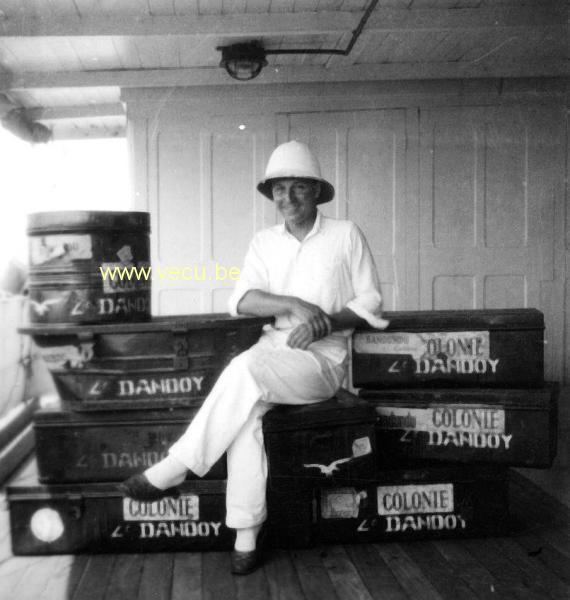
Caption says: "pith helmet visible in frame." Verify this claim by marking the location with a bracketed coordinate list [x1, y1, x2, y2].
[257, 140, 335, 204]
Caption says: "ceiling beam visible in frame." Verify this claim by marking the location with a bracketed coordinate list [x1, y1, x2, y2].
[3, 60, 568, 91]
[0, 12, 355, 37]
[368, 5, 566, 31]
[25, 103, 124, 121]
[0, 7, 564, 38]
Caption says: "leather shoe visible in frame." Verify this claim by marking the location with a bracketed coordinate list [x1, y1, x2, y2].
[230, 526, 267, 575]
[231, 548, 262, 575]
[117, 473, 180, 501]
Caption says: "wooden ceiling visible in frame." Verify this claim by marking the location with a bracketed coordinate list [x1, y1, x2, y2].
[0, 0, 567, 139]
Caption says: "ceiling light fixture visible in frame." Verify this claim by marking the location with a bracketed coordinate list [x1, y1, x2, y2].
[217, 0, 379, 81]
[218, 41, 268, 81]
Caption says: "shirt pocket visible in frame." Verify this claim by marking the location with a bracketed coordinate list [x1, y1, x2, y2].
[295, 256, 344, 309]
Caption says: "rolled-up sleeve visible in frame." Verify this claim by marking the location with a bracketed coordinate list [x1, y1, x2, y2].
[228, 234, 270, 316]
[345, 225, 390, 329]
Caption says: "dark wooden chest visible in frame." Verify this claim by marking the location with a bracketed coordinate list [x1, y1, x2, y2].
[268, 466, 508, 548]
[8, 462, 232, 555]
[33, 408, 226, 483]
[352, 309, 544, 388]
[19, 314, 270, 410]
[360, 386, 558, 468]
[263, 395, 378, 491]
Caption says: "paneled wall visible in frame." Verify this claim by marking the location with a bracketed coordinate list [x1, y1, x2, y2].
[285, 109, 407, 311]
[123, 78, 568, 382]
[419, 105, 561, 308]
[129, 113, 276, 314]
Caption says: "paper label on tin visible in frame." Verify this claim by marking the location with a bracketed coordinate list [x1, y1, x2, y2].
[375, 405, 505, 434]
[30, 234, 93, 265]
[116, 245, 133, 262]
[39, 343, 94, 369]
[321, 488, 367, 519]
[377, 483, 454, 516]
[123, 495, 199, 521]
[354, 331, 490, 360]
[352, 437, 372, 457]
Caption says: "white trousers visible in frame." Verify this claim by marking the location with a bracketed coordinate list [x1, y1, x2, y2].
[169, 329, 345, 529]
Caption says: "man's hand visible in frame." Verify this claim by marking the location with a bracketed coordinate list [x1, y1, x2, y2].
[237, 291, 335, 349]
[286, 322, 325, 349]
[287, 298, 332, 349]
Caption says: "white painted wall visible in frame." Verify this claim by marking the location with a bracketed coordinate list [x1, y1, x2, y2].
[123, 78, 568, 383]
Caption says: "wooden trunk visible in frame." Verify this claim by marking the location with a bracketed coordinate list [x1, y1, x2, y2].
[360, 386, 558, 468]
[263, 396, 377, 491]
[8, 466, 232, 555]
[19, 314, 269, 410]
[268, 466, 509, 548]
[33, 408, 226, 483]
[353, 309, 544, 388]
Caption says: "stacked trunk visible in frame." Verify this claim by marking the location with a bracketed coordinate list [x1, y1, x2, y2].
[264, 308, 557, 547]
[9, 237, 557, 558]
[8, 211, 268, 555]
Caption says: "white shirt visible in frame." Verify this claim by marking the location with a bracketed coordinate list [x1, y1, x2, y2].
[228, 211, 388, 365]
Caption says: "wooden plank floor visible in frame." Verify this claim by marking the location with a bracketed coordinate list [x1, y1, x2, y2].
[1, 470, 569, 600]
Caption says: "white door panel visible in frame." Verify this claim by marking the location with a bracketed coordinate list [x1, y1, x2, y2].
[419, 105, 559, 311]
[148, 115, 276, 315]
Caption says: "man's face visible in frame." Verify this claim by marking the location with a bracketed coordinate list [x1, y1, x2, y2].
[271, 178, 321, 227]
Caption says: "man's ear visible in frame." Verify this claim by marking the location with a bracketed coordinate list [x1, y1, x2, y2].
[313, 181, 322, 199]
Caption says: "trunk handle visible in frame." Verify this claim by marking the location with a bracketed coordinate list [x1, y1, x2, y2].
[50, 351, 215, 374]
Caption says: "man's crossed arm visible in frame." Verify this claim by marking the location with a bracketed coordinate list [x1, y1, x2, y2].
[237, 289, 366, 350]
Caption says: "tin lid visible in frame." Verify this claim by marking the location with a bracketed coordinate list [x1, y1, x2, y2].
[33, 407, 200, 426]
[28, 269, 146, 286]
[27, 211, 151, 235]
[19, 313, 273, 335]
[358, 383, 558, 409]
[6, 477, 227, 499]
[363, 464, 509, 484]
[263, 394, 377, 432]
[355, 308, 544, 332]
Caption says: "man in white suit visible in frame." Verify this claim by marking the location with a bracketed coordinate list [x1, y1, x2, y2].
[120, 140, 387, 574]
